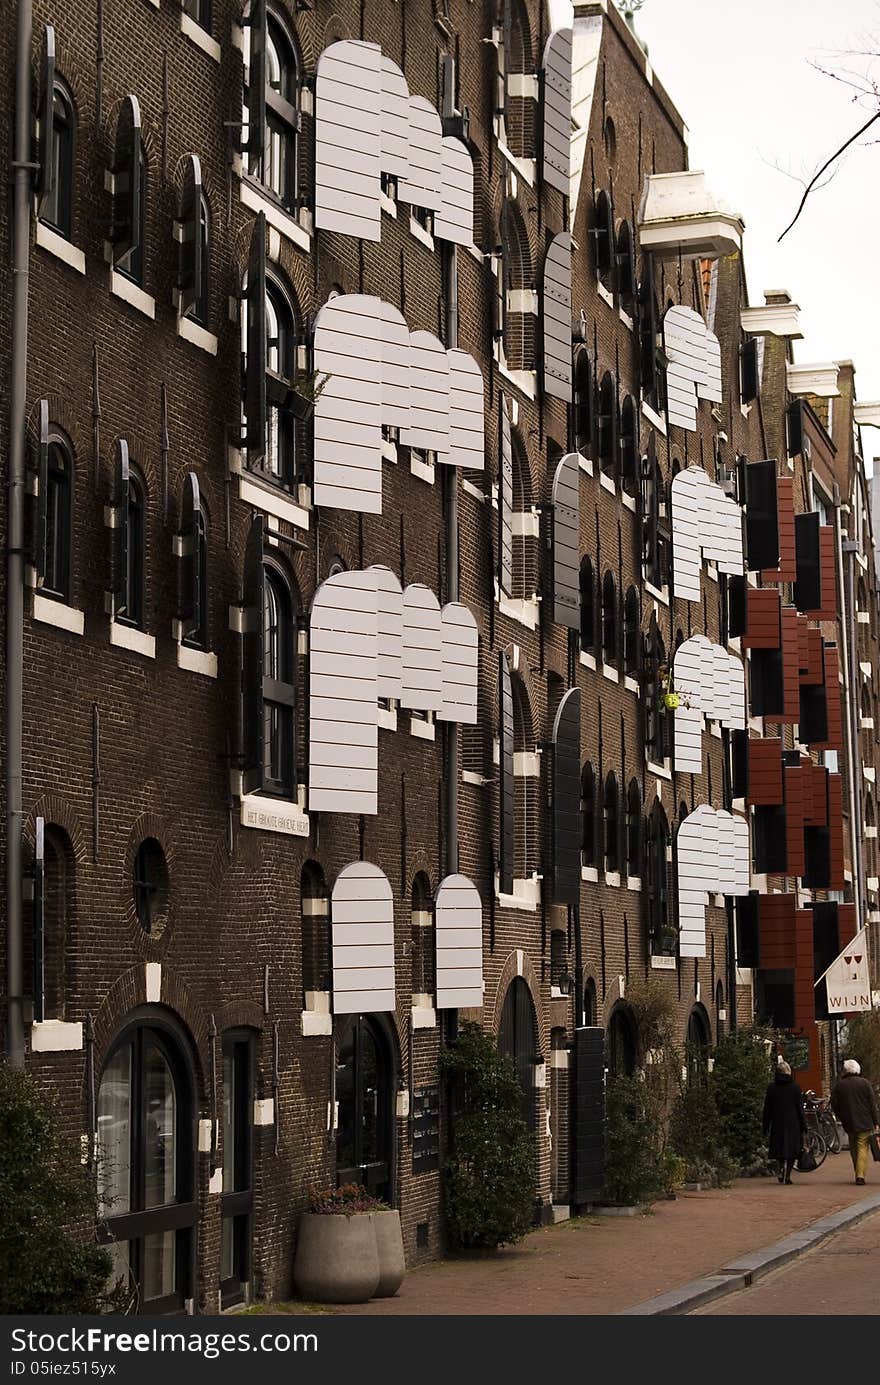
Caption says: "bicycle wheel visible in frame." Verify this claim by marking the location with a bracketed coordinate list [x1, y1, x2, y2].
[821, 1113, 841, 1154]
[803, 1128, 827, 1169]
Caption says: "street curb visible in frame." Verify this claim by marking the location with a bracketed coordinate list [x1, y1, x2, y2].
[618, 1192, 880, 1315]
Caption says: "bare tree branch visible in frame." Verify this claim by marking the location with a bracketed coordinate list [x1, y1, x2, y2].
[778, 107, 880, 241]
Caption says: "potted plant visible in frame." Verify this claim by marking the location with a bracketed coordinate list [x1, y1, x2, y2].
[290, 369, 330, 423]
[293, 1184, 381, 1304]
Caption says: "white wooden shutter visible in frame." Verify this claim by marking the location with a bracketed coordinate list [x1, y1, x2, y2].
[313, 294, 384, 514]
[401, 583, 442, 712]
[673, 635, 710, 774]
[670, 467, 703, 601]
[731, 813, 750, 895]
[677, 803, 715, 959]
[543, 232, 573, 402]
[315, 40, 382, 241]
[369, 564, 404, 701]
[309, 570, 379, 815]
[402, 330, 450, 460]
[664, 306, 706, 432]
[380, 55, 410, 181]
[698, 327, 723, 403]
[723, 649, 746, 730]
[379, 300, 411, 432]
[551, 452, 580, 630]
[542, 27, 572, 196]
[674, 705, 703, 775]
[398, 95, 442, 211]
[435, 873, 483, 1009]
[435, 136, 473, 246]
[499, 396, 514, 597]
[331, 862, 395, 1014]
[446, 349, 484, 470]
[438, 603, 478, 724]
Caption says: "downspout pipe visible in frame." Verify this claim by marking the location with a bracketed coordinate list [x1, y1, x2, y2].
[839, 531, 865, 941]
[6, 0, 33, 1068]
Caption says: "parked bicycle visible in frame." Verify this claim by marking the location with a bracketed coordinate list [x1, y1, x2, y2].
[804, 1090, 841, 1154]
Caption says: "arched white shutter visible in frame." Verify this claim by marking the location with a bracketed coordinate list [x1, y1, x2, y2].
[435, 874, 483, 1009]
[438, 603, 478, 724]
[313, 294, 384, 514]
[543, 232, 573, 402]
[332, 863, 395, 1014]
[315, 40, 382, 241]
[309, 570, 379, 814]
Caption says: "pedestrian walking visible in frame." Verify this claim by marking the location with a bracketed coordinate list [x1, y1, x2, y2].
[830, 1059, 880, 1186]
[763, 1060, 806, 1184]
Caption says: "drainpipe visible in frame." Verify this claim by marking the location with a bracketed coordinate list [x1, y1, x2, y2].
[839, 526, 865, 943]
[6, 0, 33, 1069]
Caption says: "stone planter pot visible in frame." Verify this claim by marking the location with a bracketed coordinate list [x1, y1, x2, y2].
[293, 1211, 380, 1304]
[373, 1208, 406, 1297]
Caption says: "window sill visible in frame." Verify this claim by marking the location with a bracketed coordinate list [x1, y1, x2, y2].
[864, 766, 876, 782]
[237, 471, 310, 531]
[411, 1005, 437, 1030]
[599, 472, 616, 495]
[240, 793, 309, 837]
[627, 875, 642, 891]
[641, 399, 667, 436]
[644, 580, 669, 606]
[581, 866, 599, 882]
[380, 190, 397, 218]
[619, 307, 634, 331]
[495, 140, 536, 187]
[377, 705, 398, 732]
[579, 651, 597, 670]
[495, 876, 540, 911]
[301, 1004, 333, 1037]
[180, 10, 221, 61]
[110, 270, 156, 320]
[35, 220, 86, 274]
[178, 314, 218, 356]
[462, 770, 490, 786]
[602, 662, 619, 684]
[177, 643, 218, 678]
[622, 491, 636, 512]
[410, 714, 436, 741]
[624, 675, 640, 694]
[31, 1019, 84, 1052]
[604, 871, 621, 887]
[408, 215, 435, 251]
[239, 179, 310, 254]
[110, 622, 156, 658]
[497, 593, 539, 630]
[596, 280, 614, 308]
[646, 760, 671, 781]
[461, 478, 485, 504]
[578, 453, 594, 476]
[410, 454, 436, 485]
[32, 592, 84, 636]
[253, 1099, 275, 1127]
[496, 362, 537, 401]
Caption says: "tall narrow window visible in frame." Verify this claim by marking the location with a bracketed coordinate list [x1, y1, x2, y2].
[118, 471, 145, 630]
[603, 773, 620, 874]
[623, 586, 639, 674]
[265, 280, 296, 487]
[626, 779, 642, 879]
[42, 438, 73, 602]
[410, 874, 435, 1003]
[41, 82, 75, 239]
[579, 555, 595, 652]
[118, 150, 146, 287]
[574, 350, 594, 457]
[262, 565, 295, 797]
[184, 507, 208, 650]
[263, 14, 299, 207]
[301, 862, 330, 999]
[221, 1032, 253, 1308]
[602, 571, 617, 666]
[597, 372, 617, 481]
[581, 763, 596, 868]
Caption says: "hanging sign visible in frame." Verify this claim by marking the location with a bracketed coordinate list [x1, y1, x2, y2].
[815, 928, 872, 1014]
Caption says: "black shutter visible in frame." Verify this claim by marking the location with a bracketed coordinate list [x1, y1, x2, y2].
[245, 212, 268, 470]
[35, 399, 50, 584]
[178, 471, 202, 640]
[594, 772, 604, 868]
[802, 827, 831, 890]
[812, 901, 839, 1020]
[753, 805, 787, 874]
[731, 728, 749, 799]
[551, 453, 580, 630]
[750, 648, 784, 718]
[799, 681, 828, 744]
[744, 460, 779, 571]
[787, 398, 804, 458]
[740, 337, 759, 404]
[499, 653, 515, 896]
[177, 154, 203, 319]
[615, 221, 636, 302]
[571, 1027, 605, 1205]
[246, 0, 267, 160]
[793, 511, 821, 613]
[498, 395, 513, 597]
[37, 25, 56, 215]
[112, 95, 142, 266]
[242, 514, 266, 795]
[726, 574, 746, 639]
[32, 817, 45, 1024]
[552, 689, 581, 905]
[735, 891, 760, 968]
[112, 439, 131, 609]
[638, 276, 657, 394]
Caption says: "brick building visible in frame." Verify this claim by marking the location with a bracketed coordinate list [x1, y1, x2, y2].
[1, 0, 876, 1313]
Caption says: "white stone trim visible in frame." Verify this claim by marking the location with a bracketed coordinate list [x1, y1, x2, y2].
[32, 593, 84, 636]
[198, 1119, 213, 1153]
[253, 1098, 275, 1126]
[462, 478, 485, 504]
[622, 491, 636, 512]
[627, 875, 642, 891]
[581, 865, 599, 882]
[507, 288, 539, 315]
[641, 399, 667, 435]
[411, 1005, 437, 1029]
[302, 1010, 333, 1037]
[496, 875, 540, 911]
[647, 760, 671, 781]
[578, 453, 594, 476]
[208, 1168, 223, 1194]
[644, 580, 669, 606]
[408, 215, 435, 251]
[512, 509, 540, 538]
[110, 271, 156, 320]
[110, 622, 156, 659]
[410, 714, 436, 741]
[146, 963, 162, 1004]
[30, 1020, 84, 1052]
[740, 302, 803, 339]
[507, 72, 540, 98]
[176, 643, 218, 678]
[579, 651, 597, 671]
[240, 179, 310, 253]
[462, 770, 490, 786]
[787, 362, 840, 398]
[497, 593, 539, 630]
[651, 954, 677, 970]
[597, 280, 614, 308]
[602, 662, 619, 683]
[240, 794, 309, 837]
[604, 870, 621, 887]
[514, 751, 541, 778]
[178, 314, 218, 356]
[410, 453, 436, 485]
[238, 473, 310, 530]
[377, 704, 398, 732]
[599, 472, 616, 495]
[624, 675, 640, 694]
[36, 221, 86, 274]
[180, 11, 221, 61]
[496, 361, 537, 400]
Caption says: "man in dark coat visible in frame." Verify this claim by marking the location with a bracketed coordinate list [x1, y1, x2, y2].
[762, 1061, 806, 1184]
[831, 1059, 880, 1185]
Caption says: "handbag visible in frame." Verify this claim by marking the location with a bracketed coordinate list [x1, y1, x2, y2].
[796, 1146, 818, 1173]
[870, 1134, 880, 1163]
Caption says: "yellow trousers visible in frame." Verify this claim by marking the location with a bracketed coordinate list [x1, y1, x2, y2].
[849, 1131, 872, 1181]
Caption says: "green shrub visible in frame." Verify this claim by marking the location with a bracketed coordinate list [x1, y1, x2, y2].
[603, 1070, 683, 1205]
[841, 1011, 880, 1093]
[439, 1022, 535, 1249]
[669, 1064, 737, 1187]
[0, 1064, 126, 1314]
[711, 1028, 773, 1172]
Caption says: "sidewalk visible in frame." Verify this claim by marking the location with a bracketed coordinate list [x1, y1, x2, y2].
[332, 1158, 876, 1315]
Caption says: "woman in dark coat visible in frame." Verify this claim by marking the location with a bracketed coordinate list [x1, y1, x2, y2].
[762, 1061, 807, 1184]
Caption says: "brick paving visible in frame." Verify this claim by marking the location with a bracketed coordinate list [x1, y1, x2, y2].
[327, 1158, 875, 1315]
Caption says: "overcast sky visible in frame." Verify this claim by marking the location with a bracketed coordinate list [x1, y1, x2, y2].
[554, 1, 880, 430]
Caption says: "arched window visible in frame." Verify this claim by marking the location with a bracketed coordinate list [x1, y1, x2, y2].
[510, 430, 536, 600]
[192, 194, 210, 326]
[715, 979, 726, 1039]
[301, 862, 330, 998]
[592, 190, 614, 285]
[607, 1005, 635, 1077]
[581, 763, 596, 868]
[499, 976, 538, 1134]
[615, 221, 636, 304]
[579, 555, 596, 652]
[120, 147, 147, 287]
[262, 564, 295, 797]
[603, 771, 620, 874]
[32, 824, 74, 1022]
[221, 1028, 254, 1308]
[602, 571, 618, 665]
[643, 619, 667, 764]
[645, 801, 672, 955]
[133, 838, 169, 935]
[41, 80, 75, 239]
[511, 675, 537, 879]
[260, 12, 300, 207]
[686, 1007, 711, 1081]
[410, 873, 435, 1002]
[42, 433, 73, 602]
[97, 1020, 195, 1313]
[626, 779, 642, 879]
[183, 500, 208, 651]
[620, 395, 638, 496]
[336, 1016, 393, 1202]
[597, 372, 617, 481]
[265, 278, 297, 488]
[583, 977, 598, 1027]
[574, 350, 594, 457]
[501, 0, 535, 159]
[623, 586, 639, 674]
[502, 201, 534, 372]
[119, 469, 146, 630]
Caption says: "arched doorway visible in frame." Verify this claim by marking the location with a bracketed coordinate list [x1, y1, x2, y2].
[499, 977, 538, 1132]
[335, 1016, 394, 1202]
[96, 1016, 196, 1314]
[686, 1006, 711, 1081]
[606, 1005, 636, 1077]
